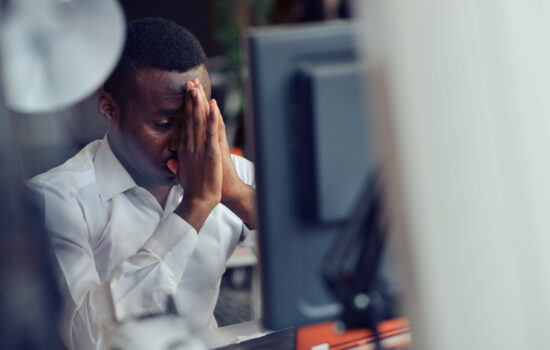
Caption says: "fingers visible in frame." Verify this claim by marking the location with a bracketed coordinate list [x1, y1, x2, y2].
[183, 81, 194, 152]
[183, 80, 213, 156]
[192, 88, 206, 154]
[206, 99, 220, 155]
[193, 78, 210, 118]
[184, 88, 195, 152]
[217, 102, 227, 143]
[188, 79, 226, 146]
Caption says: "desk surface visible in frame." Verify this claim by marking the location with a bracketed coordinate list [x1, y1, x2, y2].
[197, 319, 278, 349]
[197, 319, 410, 350]
[216, 327, 295, 350]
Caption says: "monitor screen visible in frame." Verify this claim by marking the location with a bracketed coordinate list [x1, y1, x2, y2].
[246, 21, 378, 330]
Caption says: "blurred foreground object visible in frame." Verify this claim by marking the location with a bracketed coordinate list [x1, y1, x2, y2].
[0, 0, 125, 348]
[0, 0, 125, 113]
[0, 68, 62, 348]
[359, 0, 550, 349]
[99, 315, 205, 350]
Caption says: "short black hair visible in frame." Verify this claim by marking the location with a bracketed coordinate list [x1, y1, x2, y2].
[104, 17, 207, 110]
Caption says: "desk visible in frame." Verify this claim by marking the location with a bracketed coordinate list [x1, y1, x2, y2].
[197, 319, 271, 349]
[197, 319, 411, 350]
[216, 328, 295, 350]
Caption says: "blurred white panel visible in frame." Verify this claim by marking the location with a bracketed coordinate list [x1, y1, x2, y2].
[358, 1, 550, 349]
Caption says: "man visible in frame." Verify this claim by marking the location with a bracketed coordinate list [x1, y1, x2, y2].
[29, 18, 256, 349]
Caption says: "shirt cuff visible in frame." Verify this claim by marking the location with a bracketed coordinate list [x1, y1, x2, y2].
[141, 213, 198, 280]
[239, 223, 256, 245]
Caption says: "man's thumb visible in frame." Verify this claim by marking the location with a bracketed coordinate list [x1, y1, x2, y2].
[167, 159, 178, 174]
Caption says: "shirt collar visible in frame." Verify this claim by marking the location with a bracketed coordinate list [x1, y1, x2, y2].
[94, 134, 137, 201]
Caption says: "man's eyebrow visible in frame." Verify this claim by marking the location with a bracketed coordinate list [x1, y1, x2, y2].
[170, 85, 187, 98]
[154, 107, 181, 116]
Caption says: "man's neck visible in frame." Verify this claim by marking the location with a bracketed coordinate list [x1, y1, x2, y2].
[144, 184, 172, 209]
[107, 135, 173, 209]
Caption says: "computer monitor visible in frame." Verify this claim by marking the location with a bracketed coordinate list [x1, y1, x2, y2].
[246, 21, 378, 330]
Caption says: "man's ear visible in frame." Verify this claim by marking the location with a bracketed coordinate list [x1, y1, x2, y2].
[98, 87, 121, 126]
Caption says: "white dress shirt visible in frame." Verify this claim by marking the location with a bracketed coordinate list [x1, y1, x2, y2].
[28, 136, 255, 350]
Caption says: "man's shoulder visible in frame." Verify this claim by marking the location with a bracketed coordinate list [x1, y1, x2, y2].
[28, 140, 103, 196]
[231, 154, 255, 186]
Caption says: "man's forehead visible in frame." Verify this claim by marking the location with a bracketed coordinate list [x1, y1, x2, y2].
[135, 65, 211, 101]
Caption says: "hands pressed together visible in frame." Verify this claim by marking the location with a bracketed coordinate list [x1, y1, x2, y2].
[171, 79, 256, 232]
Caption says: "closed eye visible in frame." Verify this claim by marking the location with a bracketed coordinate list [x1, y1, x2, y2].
[153, 119, 175, 130]
[151, 108, 180, 130]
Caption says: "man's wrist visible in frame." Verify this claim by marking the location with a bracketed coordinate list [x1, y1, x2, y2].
[221, 181, 249, 207]
[174, 198, 218, 232]
[221, 184, 257, 229]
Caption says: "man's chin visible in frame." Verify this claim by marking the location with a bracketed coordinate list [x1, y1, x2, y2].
[166, 175, 179, 185]
[160, 166, 179, 185]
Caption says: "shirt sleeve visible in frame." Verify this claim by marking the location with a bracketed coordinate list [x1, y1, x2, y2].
[36, 185, 198, 350]
[231, 154, 258, 249]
